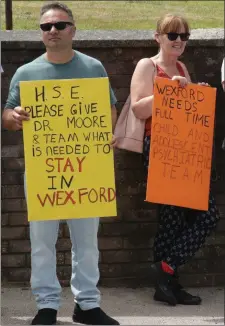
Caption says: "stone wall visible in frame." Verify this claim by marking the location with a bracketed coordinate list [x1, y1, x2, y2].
[1, 29, 225, 287]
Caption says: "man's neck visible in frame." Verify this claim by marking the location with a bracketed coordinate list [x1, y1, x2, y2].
[45, 49, 75, 64]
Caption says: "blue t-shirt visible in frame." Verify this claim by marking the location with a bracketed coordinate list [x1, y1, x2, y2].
[5, 50, 117, 108]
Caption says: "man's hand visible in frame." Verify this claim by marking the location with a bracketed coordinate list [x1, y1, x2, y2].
[172, 76, 188, 87]
[12, 106, 30, 130]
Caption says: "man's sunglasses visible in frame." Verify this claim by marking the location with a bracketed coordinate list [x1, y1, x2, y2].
[40, 21, 74, 32]
[166, 32, 190, 41]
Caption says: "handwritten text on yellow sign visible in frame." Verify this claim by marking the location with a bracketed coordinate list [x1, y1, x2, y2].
[20, 78, 117, 221]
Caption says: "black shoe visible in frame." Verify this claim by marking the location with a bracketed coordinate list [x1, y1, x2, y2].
[154, 283, 202, 306]
[172, 278, 202, 305]
[153, 288, 175, 305]
[31, 308, 57, 325]
[174, 287, 202, 305]
[151, 262, 177, 306]
[72, 304, 120, 325]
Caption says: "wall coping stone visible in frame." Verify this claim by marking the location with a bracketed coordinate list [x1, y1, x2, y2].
[1, 29, 224, 49]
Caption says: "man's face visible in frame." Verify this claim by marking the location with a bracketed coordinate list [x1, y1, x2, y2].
[40, 9, 76, 50]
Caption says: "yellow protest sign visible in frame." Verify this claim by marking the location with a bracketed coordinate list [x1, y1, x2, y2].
[20, 78, 117, 221]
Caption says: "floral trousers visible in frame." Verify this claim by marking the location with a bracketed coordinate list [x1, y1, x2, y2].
[143, 135, 220, 270]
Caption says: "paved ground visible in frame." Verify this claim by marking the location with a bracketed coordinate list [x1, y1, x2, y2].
[1, 287, 224, 325]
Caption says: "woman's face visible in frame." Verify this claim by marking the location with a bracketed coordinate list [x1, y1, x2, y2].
[155, 24, 189, 58]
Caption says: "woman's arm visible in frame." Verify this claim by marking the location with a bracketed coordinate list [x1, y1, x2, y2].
[130, 58, 155, 120]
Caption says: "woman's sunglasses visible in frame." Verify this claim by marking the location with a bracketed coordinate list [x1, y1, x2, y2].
[166, 32, 190, 41]
[40, 21, 74, 32]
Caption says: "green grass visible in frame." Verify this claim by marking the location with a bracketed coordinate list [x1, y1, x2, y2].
[1, 1, 224, 30]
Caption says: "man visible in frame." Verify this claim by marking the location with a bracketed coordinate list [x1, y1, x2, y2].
[2, 2, 119, 325]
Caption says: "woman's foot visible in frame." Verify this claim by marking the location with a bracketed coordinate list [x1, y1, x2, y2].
[153, 272, 202, 305]
[151, 261, 177, 306]
[171, 276, 202, 305]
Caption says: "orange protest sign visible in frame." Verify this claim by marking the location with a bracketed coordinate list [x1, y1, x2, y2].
[146, 77, 216, 210]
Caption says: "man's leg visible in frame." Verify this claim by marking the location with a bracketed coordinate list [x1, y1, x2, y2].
[67, 217, 100, 310]
[30, 220, 61, 310]
[24, 173, 61, 324]
[30, 220, 61, 325]
[67, 217, 119, 325]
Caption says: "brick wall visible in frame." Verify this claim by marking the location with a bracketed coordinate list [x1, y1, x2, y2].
[1, 30, 225, 287]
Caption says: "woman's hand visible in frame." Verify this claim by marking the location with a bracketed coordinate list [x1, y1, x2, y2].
[110, 134, 118, 148]
[222, 81, 225, 92]
[172, 76, 188, 87]
[198, 82, 210, 87]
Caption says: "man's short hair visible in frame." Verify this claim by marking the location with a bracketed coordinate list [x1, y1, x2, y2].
[40, 2, 75, 23]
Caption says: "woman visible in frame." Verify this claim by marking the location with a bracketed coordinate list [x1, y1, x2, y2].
[130, 14, 220, 306]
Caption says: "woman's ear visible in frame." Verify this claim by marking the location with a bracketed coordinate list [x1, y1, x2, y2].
[154, 32, 160, 44]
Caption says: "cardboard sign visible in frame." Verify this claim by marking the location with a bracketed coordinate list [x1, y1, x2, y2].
[20, 78, 117, 221]
[146, 77, 216, 210]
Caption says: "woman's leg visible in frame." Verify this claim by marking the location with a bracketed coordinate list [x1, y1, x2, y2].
[164, 192, 220, 269]
[153, 205, 185, 263]
[152, 192, 219, 305]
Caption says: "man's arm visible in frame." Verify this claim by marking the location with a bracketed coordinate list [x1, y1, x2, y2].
[2, 66, 30, 130]
[2, 109, 15, 130]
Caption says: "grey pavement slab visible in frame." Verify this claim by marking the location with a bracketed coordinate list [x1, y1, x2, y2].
[1, 287, 224, 325]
